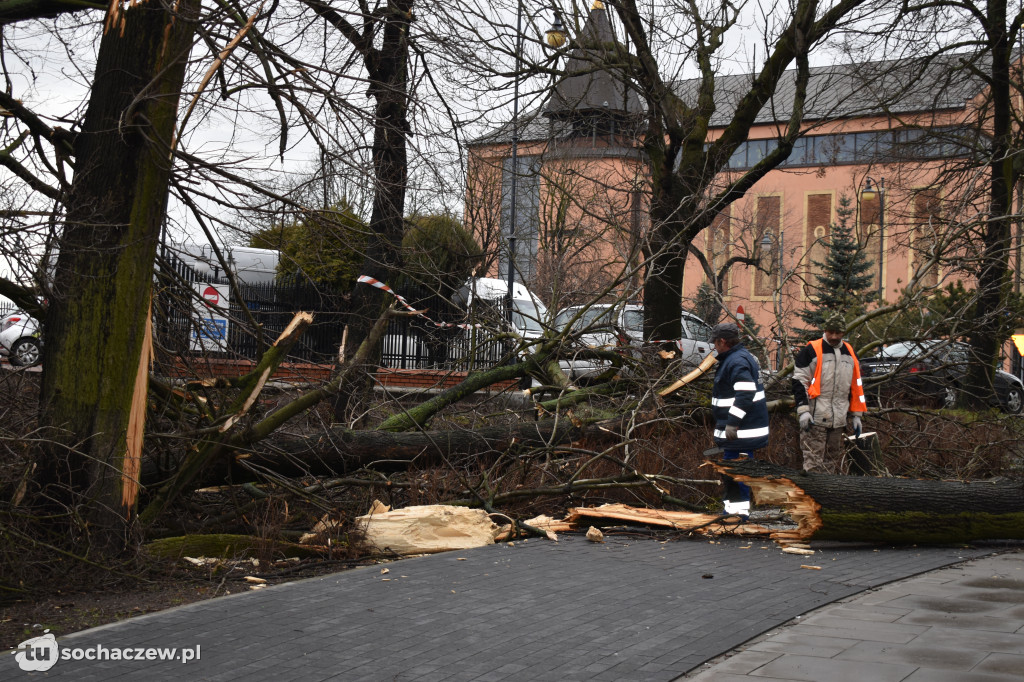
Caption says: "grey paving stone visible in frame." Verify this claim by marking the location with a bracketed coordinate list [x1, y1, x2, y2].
[2, 538, 999, 682]
[833, 639, 988, 670]
[902, 668, 1023, 682]
[897, 609, 1024, 631]
[907, 624, 1024, 653]
[973, 651, 1024, 676]
[750, 653, 917, 681]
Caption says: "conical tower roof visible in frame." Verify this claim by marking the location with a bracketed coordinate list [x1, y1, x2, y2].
[544, 1, 643, 117]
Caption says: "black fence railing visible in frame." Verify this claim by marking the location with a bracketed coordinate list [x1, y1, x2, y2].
[155, 254, 350, 365]
[379, 283, 513, 371]
[155, 255, 512, 370]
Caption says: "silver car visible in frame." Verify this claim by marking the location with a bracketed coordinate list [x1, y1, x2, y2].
[555, 303, 713, 381]
[0, 310, 42, 367]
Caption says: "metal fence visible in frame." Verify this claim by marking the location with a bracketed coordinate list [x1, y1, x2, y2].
[155, 256, 510, 370]
[155, 254, 350, 364]
[379, 283, 513, 371]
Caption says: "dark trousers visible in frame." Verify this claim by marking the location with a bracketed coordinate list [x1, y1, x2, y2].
[721, 449, 755, 507]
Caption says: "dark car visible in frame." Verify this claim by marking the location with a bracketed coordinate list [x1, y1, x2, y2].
[859, 340, 1024, 414]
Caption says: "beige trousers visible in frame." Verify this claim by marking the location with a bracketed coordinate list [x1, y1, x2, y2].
[800, 424, 847, 473]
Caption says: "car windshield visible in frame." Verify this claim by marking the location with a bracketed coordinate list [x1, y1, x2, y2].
[512, 299, 546, 334]
[554, 306, 616, 332]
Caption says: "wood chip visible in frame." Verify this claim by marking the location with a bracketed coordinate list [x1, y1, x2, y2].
[782, 546, 816, 555]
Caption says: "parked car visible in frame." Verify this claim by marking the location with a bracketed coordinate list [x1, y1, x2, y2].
[382, 277, 550, 371]
[859, 339, 1024, 414]
[0, 310, 42, 367]
[553, 303, 713, 381]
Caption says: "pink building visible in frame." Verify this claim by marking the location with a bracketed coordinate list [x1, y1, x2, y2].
[466, 2, 1014, 369]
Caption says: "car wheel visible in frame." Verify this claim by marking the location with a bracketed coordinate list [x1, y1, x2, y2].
[10, 338, 41, 367]
[1003, 386, 1023, 415]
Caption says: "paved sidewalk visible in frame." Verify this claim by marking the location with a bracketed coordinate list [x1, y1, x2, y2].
[2, 536, 998, 681]
[684, 550, 1024, 681]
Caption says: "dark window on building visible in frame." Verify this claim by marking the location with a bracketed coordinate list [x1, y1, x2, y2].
[729, 125, 976, 170]
[500, 155, 541, 282]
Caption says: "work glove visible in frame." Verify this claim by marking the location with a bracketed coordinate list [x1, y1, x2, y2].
[852, 415, 862, 439]
[799, 412, 813, 431]
[725, 424, 738, 440]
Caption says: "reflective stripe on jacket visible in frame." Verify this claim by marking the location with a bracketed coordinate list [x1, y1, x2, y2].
[711, 342, 770, 451]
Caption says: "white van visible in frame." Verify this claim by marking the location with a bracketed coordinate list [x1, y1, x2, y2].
[452, 277, 548, 340]
[168, 243, 280, 284]
[381, 277, 549, 370]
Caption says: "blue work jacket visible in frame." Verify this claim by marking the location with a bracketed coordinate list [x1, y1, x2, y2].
[711, 342, 770, 451]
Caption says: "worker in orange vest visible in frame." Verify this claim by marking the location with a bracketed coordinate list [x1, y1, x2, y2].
[791, 313, 867, 473]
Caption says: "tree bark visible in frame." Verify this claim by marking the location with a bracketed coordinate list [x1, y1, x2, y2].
[300, 0, 414, 420]
[714, 459, 1024, 545]
[965, 0, 1016, 410]
[39, 0, 199, 554]
[142, 418, 594, 488]
[0, 0, 103, 25]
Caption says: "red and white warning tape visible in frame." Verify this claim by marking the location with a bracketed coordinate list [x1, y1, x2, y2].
[357, 275, 419, 314]
[360, 275, 695, 347]
[358, 275, 484, 331]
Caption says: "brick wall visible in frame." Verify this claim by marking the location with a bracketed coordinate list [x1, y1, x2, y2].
[163, 358, 517, 392]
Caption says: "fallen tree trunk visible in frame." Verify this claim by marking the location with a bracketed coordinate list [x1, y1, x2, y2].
[713, 459, 1024, 545]
[141, 418, 598, 487]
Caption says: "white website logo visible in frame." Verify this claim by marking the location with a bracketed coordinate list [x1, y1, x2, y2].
[14, 630, 59, 672]
[10, 633, 201, 671]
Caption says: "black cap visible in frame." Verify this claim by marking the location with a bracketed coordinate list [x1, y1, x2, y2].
[711, 322, 740, 341]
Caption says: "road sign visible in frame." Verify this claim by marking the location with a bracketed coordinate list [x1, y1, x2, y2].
[191, 282, 230, 352]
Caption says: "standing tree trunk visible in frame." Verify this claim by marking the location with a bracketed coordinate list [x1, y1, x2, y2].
[301, 0, 413, 421]
[966, 0, 1017, 408]
[610, 0, 862, 340]
[39, 0, 198, 555]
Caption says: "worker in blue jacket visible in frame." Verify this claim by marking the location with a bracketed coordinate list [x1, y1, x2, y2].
[710, 323, 770, 517]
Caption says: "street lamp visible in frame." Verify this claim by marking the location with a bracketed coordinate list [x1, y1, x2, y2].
[546, 12, 567, 48]
[760, 231, 784, 370]
[861, 176, 885, 301]
[506, 7, 567, 325]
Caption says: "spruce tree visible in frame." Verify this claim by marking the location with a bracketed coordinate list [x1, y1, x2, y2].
[797, 194, 878, 337]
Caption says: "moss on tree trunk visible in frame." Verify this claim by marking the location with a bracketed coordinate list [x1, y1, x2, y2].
[39, 0, 199, 555]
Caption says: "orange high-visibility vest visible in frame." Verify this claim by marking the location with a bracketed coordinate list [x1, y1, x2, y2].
[807, 338, 867, 412]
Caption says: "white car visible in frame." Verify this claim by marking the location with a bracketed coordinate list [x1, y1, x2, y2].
[0, 311, 42, 366]
[554, 303, 713, 381]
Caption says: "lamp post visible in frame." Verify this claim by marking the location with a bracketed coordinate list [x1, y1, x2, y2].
[760, 230, 784, 370]
[861, 176, 885, 301]
[505, 1, 525, 325]
[505, 7, 567, 325]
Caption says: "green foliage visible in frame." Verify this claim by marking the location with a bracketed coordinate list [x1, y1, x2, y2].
[249, 201, 368, 291]
[797, 194, 878, 341]
[249, 207, 481, 299]
[399, 213, 483, 298]
[693, 282, 722, 325]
